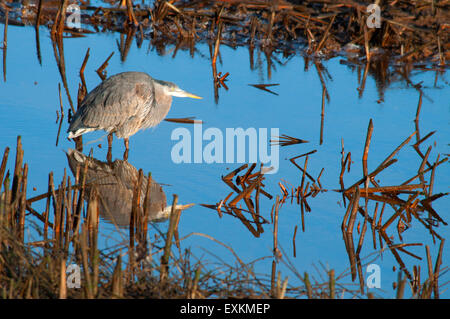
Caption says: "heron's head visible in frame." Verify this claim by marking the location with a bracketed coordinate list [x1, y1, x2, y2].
[158, 80, 202, 99]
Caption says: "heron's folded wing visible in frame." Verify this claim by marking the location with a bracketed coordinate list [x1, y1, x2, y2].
[71, 76, 155, 131]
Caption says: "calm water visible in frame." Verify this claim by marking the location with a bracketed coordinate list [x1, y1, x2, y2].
[0, 23, 449, 298]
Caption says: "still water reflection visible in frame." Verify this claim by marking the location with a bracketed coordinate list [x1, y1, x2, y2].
[66, 148, 182, 227]
[0, 9, 448, 298]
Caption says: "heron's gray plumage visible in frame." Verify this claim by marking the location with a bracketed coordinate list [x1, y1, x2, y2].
[66, 149, 168, 226]
[67, 71, 199, 140]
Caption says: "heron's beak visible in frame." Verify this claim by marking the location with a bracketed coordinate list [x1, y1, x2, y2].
[174, 88, 202, 99]
[182, 91, 202, 99]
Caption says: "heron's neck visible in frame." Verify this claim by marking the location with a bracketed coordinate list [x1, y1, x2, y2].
[150, 82, 173, 124]
[154, 84, 172, 107]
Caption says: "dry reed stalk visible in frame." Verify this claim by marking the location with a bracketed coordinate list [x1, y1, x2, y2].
[273, 196, 281, 260]
[371, 202, 378, 250]
[142, 173, 152, 238]
[315, 15, 335, 53]
[381, 192, 419, 232]
[320, 86, 325, 145]
[12, 136, 23, 208]
[344, 159, 397, 193]
[18, 163, 28, 242]
[346, 187, 360, 234]
[292, 225, 298, 258]
[289, 158, 315, 184]
[270, 260, 276, 297]
[73, 160, 89, 238]
[87, 188, 99, 231]
[415, 91, 423, 123]
[189, 265, 202, 299]
[228, 176, 262, 207]
[348, 184, 424, 195]
[59, 257, 67, 299]
[126, 0, 139, 27]
[111, 255, 123, 298]
[341, 191, 355, 231]
[433, 239, 445, 298]
[299, 156, 308, 199]
[80, 223, 93, 299]
[380, 130, 417, 168]
[356, 205, 367, 255]
[49, 172, 60, 243]
[362, 119, 373, 178]
[342, 231, 357, 282]
[328, 269, 335, 299]
[413, 131, 435, 148]
[43, 173, 52, 239]
[304, 272, 312, 299]
[271, 135, 308, 147]
[164, 118, 203, 124]
[363, 24, 370, 62]
[396, 272, 406, 299]
[212, 21, 223, 68]
[317, 167, 324, 189]
[0, 147, 9, 186]
[401, 157, 448, 186]
[161, 194, 180, 282]
[418, 146, 432, 183]
[2, 7, 8, 82]
[35, 0, 43, 28]
[58, 0, 69, 35]
[64, 177, 73, 252]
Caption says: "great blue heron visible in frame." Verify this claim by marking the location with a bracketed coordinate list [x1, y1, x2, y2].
[67, 71, 202, 159]
[66, 149, 193, 227]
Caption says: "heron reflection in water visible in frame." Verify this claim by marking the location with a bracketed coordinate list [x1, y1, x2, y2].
[66, 149, 193, 227]
[67, 72, 202, 161]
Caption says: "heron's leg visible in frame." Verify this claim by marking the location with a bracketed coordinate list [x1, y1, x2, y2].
[75, 136, 83, 152]
[107, 133, 113, 163]
[108, 133, 113, 149]
[123, 138, 129, 161]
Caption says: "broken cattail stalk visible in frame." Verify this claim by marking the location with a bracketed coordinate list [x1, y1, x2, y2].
[96, 52, 114, 81]
[362, 119, 373, 179]
[79, 48, 90, 95]
[164, 117, 203, 124]
[292, 225, 298, 258]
